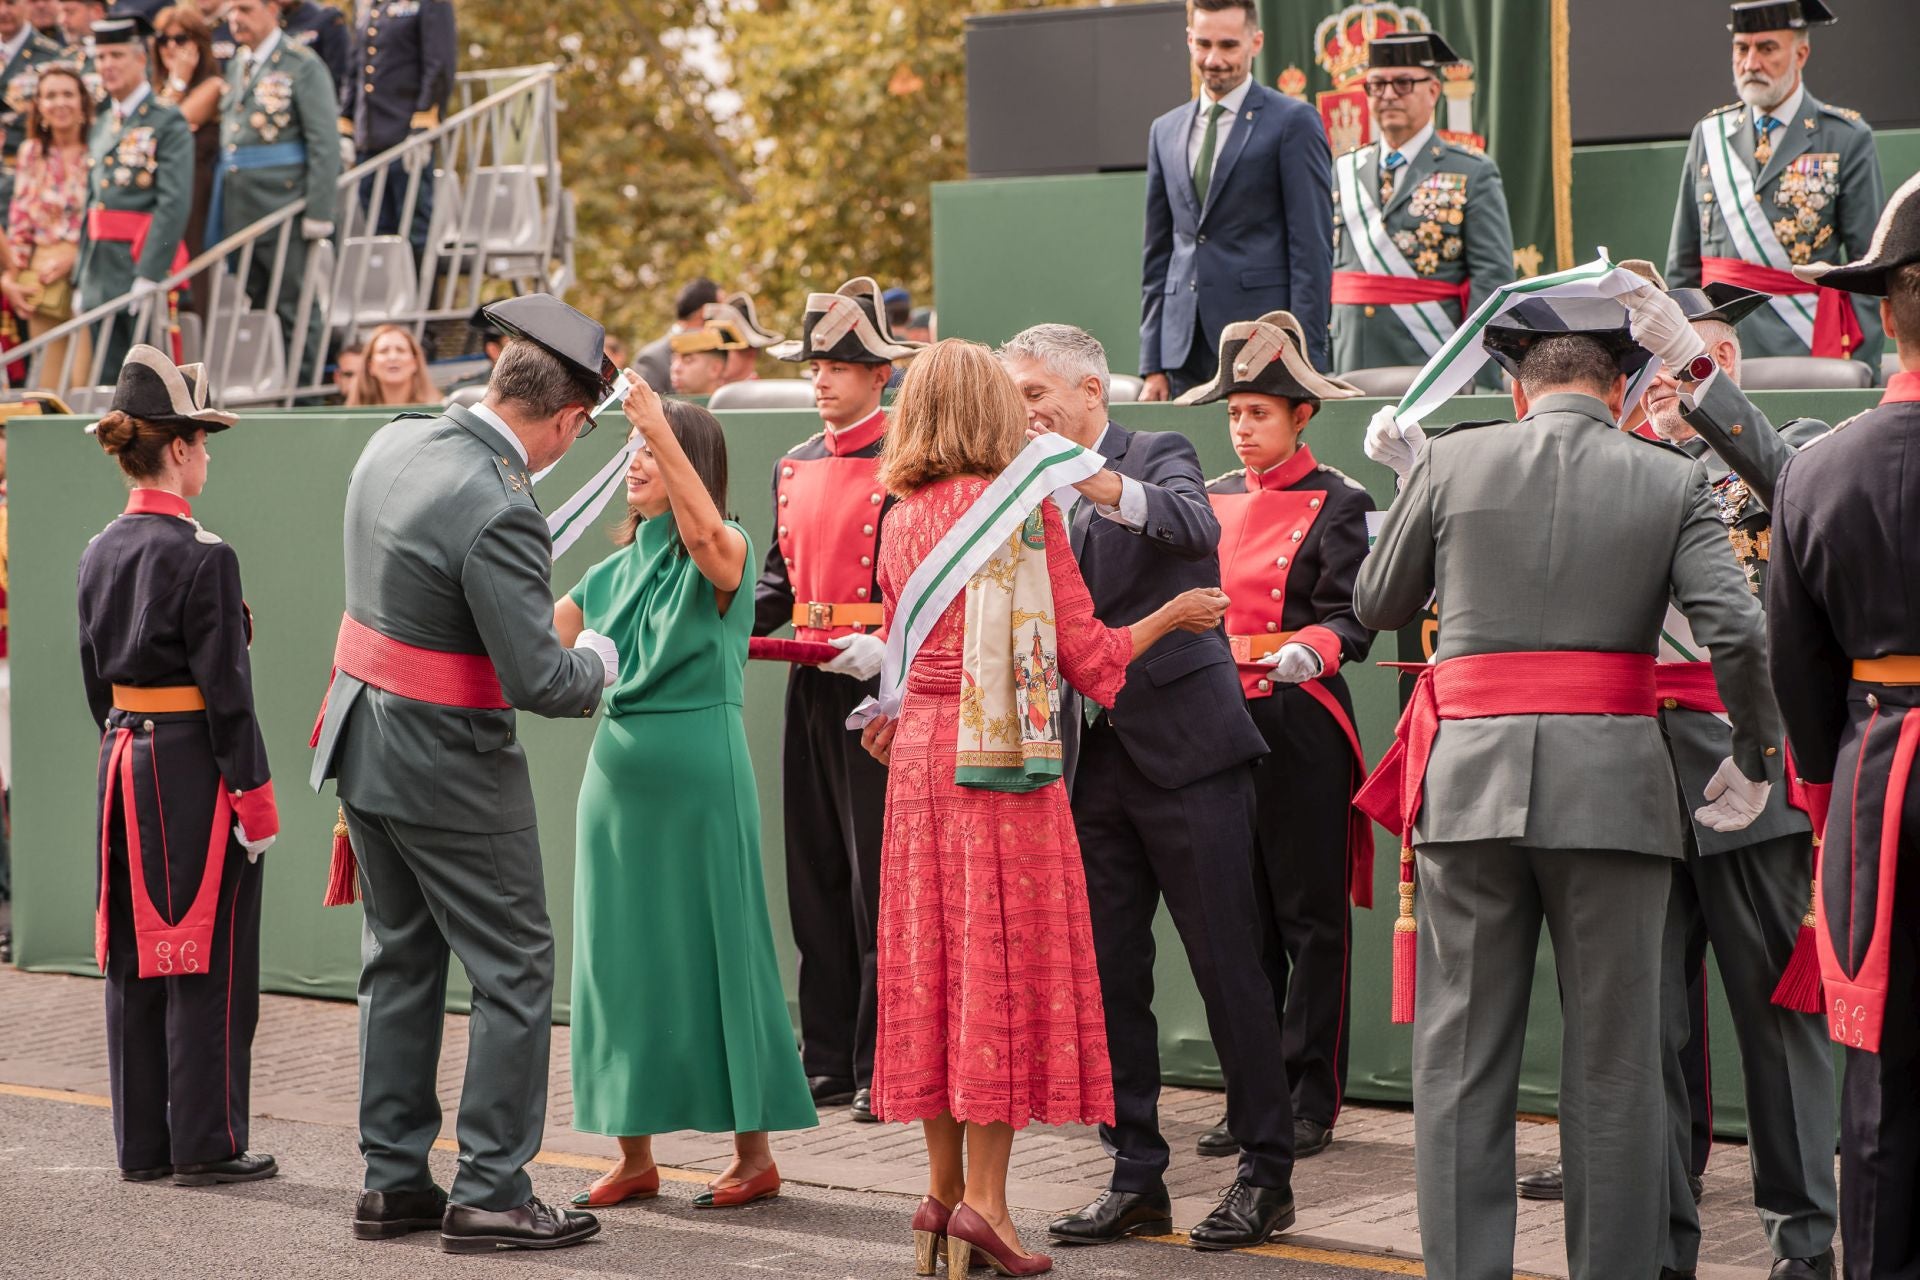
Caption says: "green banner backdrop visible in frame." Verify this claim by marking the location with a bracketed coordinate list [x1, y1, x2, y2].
[1254, 0, 1571, 273]
[11, 389, 1878, 1130]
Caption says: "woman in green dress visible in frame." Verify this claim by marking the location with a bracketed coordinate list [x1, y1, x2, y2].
[554, 380, 817, 1210]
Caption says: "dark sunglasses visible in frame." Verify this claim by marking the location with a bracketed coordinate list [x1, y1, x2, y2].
[155, 33, 194, 46]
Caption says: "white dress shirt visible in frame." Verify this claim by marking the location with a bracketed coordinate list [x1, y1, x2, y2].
[470, 401, 529, 466]
[0, 25, 31, 68]
[1087, 423, 1147, 530]
[1378, 120, 1434, 200]
[1751, 80, 1804, 138]
[233, 29, 283, 87]
[1186, 76, 1254, 181]
[109, 82, 152, 125]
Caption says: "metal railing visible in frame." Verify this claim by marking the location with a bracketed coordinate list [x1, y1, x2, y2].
[3, 62, 571, 408]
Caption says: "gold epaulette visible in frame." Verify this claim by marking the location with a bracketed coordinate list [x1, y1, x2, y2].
[1707, 101, 1743, 117]
[1819, 101, 1864, 123]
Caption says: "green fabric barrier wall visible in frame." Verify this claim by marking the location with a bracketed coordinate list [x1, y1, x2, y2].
[12, 389, 1879, 1129]
[932, 130, 1920, 358]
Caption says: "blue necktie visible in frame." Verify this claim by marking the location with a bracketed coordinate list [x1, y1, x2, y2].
[1380, 151, 1406, 206]
[1755, 115, 1779, 166]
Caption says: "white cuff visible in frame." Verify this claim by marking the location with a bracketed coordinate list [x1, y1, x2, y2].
[1094, 473, 1148, 530]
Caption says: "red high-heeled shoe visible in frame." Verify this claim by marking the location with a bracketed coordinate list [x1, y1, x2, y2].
[912, 1197, 951, 1276]
[571, 1165, 660, 1207]
[946, 1203, 1051, 1276]
[693, 1164, 781, 1209]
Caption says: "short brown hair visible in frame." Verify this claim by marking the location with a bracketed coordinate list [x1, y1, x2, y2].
[1517, 335, 1623, 400]
[877, 340, 1026, 497]
[490, 337, 601, 418]
[94, 411, 194, 480]
[1189, 0, 1257, 24]
[1889, 262, 1920, 354]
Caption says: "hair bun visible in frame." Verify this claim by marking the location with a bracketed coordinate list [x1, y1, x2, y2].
[93, 410, 138, 455]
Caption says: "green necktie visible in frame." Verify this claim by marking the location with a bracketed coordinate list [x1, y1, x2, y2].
[1192, 102, 1225, 207]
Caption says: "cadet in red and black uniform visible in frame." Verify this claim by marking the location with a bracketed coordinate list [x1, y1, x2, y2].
[1180, 312, 1376, 1160]
[754, 277, 923, 1121]
[77, 345, 279, 1185]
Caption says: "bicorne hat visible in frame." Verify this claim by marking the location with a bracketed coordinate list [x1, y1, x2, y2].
[1481, 296, 1656, 381]
[771, 278, 924, 365]
[1176, 312, 1364, 406]
[88, 345, 237, 435]
[1729, 0, 1836, 34]
[1367, 31, 1462, 70]
[1794, 169, 1920, 296]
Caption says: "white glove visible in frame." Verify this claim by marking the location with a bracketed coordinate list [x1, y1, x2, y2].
[338, 135, 356, 169]
[1617, 274, 1706, 371]
[1363, 403, 1425, 479]
[1694, 756, 1772, 833]
[823, 632, 886, 681]
[232, 821, 275, 863]
[301, 218, 334, 242]
[575, 628, 619, 688]
[1260, 641, 1323, 684]
[125, 277, 159, 315]
[403, 139, 431, 175]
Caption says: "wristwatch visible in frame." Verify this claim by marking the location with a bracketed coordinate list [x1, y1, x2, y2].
[1676, 352, 1716, 384]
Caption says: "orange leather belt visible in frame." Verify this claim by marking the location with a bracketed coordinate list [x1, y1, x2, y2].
[112, 684, 207, 713]
[1855, 655, 1920, 685]
[1228, 631, 1296, 663]
[791, 602, 884, 629]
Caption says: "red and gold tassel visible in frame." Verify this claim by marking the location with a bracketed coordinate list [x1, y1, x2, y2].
[166, 287, 183, 365]
[1391, 845, 1417, 1024]
[323, 806, 359, 907]
[1771, 845, 1824, 1015]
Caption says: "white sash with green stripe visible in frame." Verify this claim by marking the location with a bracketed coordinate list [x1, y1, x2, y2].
[1384, 254, 1662, 431]
[845, 435, 1106, 727]
[539, 372, 641, 560]
[1703, 112, 1817, 350]
[1335, 148, 1455, 359]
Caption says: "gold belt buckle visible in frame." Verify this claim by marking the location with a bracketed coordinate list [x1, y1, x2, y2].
[806, 602, 832, 630]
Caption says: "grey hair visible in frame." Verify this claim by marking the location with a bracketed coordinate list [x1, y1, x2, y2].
[998, 324, 1111, 405]
[488, 337, 601, 418]
[1693, 317, 1742, 382]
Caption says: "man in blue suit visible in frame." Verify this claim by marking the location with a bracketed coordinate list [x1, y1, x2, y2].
[1000, 325, 1296, 1252]
[1140, 0, 1334, 399]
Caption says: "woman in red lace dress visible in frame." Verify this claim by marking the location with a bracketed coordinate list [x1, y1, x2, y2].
[861, 340, 1228, 1276]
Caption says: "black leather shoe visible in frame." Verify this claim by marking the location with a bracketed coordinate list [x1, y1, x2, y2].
[1515, 1162, 1562, 1201]
[1188, 1180, 1296, 1250]
[1195, 1114, 1239, 1158]
[354, 1186, 449, 1240]
[440, 1196, 601, 1254]
[1293, 1118, 1333, 1158]
[174, 1152, 277, 1186]
[1047, 1188, 1173, 1245]
[808, 1076, 855, 1107]
[1770, 1251, 1835, 1280]
[1689, 1172, 1705, 1204]
[121, 1166, 171, 1182]
[849, 1087, 877, 1123]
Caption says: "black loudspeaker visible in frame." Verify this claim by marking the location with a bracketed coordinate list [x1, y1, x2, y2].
[965, 1, 1192, 178]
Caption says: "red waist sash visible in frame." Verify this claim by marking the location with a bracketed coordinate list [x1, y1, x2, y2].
[329, 613, 509, 709]
[86, 207, 190, 277]
[1332, 270, 1471, 314]
[1701, 256, 1865, 360]
[1355, 651, 1659, 840]
[1657, 660, 1725, 714]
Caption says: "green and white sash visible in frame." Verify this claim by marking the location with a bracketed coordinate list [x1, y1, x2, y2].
[1381, 253, 1662, 432]
[1334, 147, 1456, 358]
[846, 435, 1106, 728]
[1703, 111, 1818, 349]
[536, 371, 642, 560]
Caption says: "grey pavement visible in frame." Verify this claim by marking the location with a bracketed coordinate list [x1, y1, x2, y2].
[0, 966, 1800, 1279]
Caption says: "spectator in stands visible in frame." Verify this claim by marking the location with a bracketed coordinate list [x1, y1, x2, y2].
[331, 338, 361, 401]
[344, 322, 438, 406]
[1138, 0, 1333, 396]
[274, 0, 343, 94]
[669, 337, 727, 398]
[214, 0, 338, 383]
[208, 0, 233, 68]
[110, 0, 174, 21]
[604, 333, 628, 371]
[151, 2, 222, 312]
[440, 303, 502, 397]
[3, 61, 90, 388]
[24, 0, 58, 43]
[882, 286, 909, 332]
[0, 0, 66, 217]
[338, 0, 453, 252]
[905, 307, 933, 344]
[54, 0, 99, 52]
[632, 275, 718, 392]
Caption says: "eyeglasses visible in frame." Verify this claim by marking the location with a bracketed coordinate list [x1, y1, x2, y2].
[574, 407, 597, 440]
[1363, 75, 1436, 98]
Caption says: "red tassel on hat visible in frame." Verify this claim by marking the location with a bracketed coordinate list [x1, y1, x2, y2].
[323, 806, 359, 907]
[1771, 845, 1824, 1015]
[1391, 845, 1417, 1024]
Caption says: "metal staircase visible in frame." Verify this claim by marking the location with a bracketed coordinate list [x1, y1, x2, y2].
[3, 62, 572, 408]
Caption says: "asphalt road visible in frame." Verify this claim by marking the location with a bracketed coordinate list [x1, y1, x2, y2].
[0, 1091, 1431, 1279]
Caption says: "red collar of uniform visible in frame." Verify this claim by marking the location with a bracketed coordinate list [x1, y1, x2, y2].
[824, 407, 887, 456]
[1246, 444, 1317, 492]
[1883, 370, 1920, 405]
[124, 488, 192, 519]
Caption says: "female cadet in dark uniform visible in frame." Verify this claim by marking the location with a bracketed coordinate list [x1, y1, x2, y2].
[78, 344, 279, 1185]
[1178, 312, 1377, 1160]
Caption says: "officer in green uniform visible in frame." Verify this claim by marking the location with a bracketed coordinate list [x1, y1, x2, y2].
[1666, 0, 1884, 370]
[75, 16, 190, 377]
[0, 0, 67, 220]
[1330, 31, 1514, 390]
[310, 294, 617, 1254]
[213, 0, 339, 384]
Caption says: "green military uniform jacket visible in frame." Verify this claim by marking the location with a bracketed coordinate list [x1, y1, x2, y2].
[1331, 130, 1515, 387]
[75, 89, 193, 302]
[1355, 392, 1780, 855]
[0, 27, 68, 212]
[1666, 89, 1884, 368]
[217, 33, 339, 231]
[310, 405, 604, 833]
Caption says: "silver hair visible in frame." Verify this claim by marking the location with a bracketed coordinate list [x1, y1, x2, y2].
[998, 324, 1111, 405]
[1693, 317, 1742, 381]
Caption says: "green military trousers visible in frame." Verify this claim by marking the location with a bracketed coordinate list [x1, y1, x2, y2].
[344, 802, 554, 1212]
[1661, 833, 1837, 1271]
[1411, 839, 1672, 1280]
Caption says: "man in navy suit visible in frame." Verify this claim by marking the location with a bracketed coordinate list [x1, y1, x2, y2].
[1140, 0, 1334, 399]
[1000, 325, 1296, 1251]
